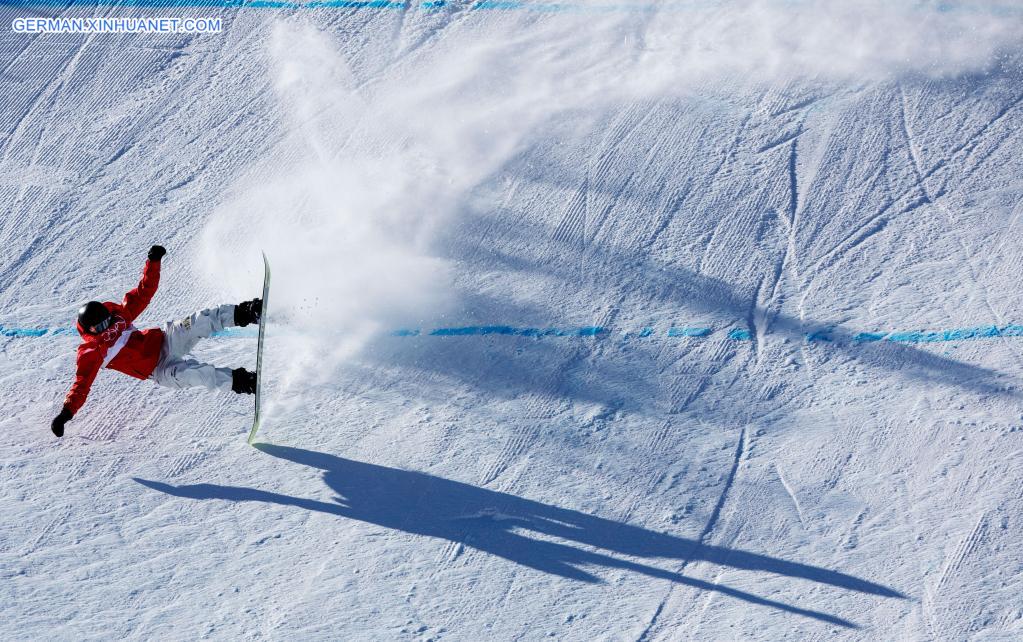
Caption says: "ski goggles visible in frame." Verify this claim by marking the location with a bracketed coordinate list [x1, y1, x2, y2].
[88, 316, 113, 334]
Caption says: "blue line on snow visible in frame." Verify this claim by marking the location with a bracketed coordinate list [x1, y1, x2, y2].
[211, 327, 260, 337]
[852, 332, 887, 343]
[0, 326, 48, 337]
[5, 323, 1023, 343]
[667, 327, 712, 337]
[881, 325, 1023, 343]
[428, 325, 606, 337]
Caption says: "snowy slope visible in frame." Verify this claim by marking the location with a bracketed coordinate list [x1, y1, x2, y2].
[3, 1, 1023, 639]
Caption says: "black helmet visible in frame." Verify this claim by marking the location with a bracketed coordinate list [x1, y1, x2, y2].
[78, 301, 112, 335]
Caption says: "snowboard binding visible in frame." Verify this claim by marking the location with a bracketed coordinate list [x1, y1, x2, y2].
[234, 298, 262, 327]
[231, 367, 257, 395]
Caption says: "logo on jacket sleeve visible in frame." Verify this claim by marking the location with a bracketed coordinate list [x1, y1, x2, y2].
[99, 317, 128, 344]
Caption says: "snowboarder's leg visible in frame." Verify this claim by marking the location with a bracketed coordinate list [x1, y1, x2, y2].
[162, 304, 236, 359]
[150, 357, 234, 393]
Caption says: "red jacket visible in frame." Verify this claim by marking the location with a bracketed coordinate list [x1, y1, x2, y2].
[63, 259, 165, 416]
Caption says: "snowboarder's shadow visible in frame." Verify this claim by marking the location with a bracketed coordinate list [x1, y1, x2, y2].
[443, 214, 1017, 399]
[135, 444, 904, 628]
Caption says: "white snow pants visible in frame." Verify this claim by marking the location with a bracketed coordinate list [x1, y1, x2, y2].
[150, 305, 236, 393]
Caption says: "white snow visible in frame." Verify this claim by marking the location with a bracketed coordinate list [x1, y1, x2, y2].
[2, 1, 1023, 639]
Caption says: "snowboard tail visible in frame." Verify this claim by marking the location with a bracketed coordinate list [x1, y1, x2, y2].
[247, 252, 270, 445]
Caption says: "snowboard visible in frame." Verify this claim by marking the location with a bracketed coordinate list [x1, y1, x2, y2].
[247, 252, 270, 445]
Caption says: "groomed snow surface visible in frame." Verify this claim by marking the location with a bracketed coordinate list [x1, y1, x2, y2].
[2, 1, 1023, 639]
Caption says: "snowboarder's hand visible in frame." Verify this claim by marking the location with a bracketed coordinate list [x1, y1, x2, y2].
[148, 245, 166, 262]
[51, 407, 73, 438]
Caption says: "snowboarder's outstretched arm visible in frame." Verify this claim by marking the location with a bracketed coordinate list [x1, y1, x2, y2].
[53, 345, 106, 436]
[121, 245, 165, 323]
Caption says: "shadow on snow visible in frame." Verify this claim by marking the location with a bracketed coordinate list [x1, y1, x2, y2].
[135, 443, 906, 629]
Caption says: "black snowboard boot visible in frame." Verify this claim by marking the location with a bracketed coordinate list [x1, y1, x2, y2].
[232, 368, 257, 394]
[234, 298, 262, 327]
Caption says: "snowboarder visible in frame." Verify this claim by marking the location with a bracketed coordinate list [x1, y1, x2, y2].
[50, 245, 262, 437]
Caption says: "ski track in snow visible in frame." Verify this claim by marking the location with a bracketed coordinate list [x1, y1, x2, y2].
[2, 1, 1023, 640]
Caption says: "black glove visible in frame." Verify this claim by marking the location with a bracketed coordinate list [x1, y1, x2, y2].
[148, 245, 166, 262]
[51, 407, 73, 438]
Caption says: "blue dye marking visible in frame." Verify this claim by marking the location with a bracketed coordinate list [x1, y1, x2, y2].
[942, 326, 1000, 341]
[518, 328, 575, 337]
[853, 332, 887, 343]
[211, 327, 259, 338]
[0, 325, 47, 337]
[891, 331, 935, 343]
[517, 328, 545, 337]
[304, 0, 404, 6]
[428, 325, 604, 337]
[667, 327, 712, 338]
[7, 322, 1023, 345]
[887, 325, 1003, 343]
[1003, 325, 1023, 337]
[474, 1, 565, 10]
[430, 326, 514, 336]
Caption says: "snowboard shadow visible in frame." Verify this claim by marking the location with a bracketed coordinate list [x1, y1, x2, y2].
[135, 444, 906, 629]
